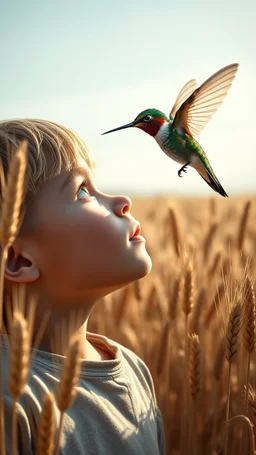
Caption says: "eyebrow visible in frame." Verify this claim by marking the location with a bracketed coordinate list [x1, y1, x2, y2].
[61, 167, 89, 191]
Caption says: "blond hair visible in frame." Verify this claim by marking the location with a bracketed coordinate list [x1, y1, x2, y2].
[0, 118, 95, 197]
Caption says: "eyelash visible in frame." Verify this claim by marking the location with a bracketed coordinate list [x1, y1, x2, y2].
[77, 179, 89, 196]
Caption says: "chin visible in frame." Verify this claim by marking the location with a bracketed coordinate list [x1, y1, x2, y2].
[131, 251, 152, 279]
[111, 253, 152, 291]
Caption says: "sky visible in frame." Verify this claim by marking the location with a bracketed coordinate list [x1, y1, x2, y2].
[0, 0, 255, 196]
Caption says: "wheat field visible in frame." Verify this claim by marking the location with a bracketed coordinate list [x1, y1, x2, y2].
[1, 140, 256, 454]
[89, 194, 256, 455]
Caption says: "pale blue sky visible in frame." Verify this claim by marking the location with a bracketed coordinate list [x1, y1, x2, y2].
[1, 0, 255, 196]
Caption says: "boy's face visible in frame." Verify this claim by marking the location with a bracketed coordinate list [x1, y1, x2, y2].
[26, 155, 152, 307]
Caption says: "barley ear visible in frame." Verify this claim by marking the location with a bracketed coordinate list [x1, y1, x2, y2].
[242, 276, 256, 353]
[168, 206, 181, 257]
[242, 276, 256, 414]
[36, 392, 55, 455]
[188, 333, 201, 455]
[189, 334, 201, 399]
[55, 334, 81, 453]
[237, 200, 251, 251]
[225, 302, 241, 363]
[8, 312, 30, 455]
[203, 220, 218, 262]
[8, 312, 30, 401]
[168, 277, 181, 321]
[182, 261, 195, 316]
[0, 141, 27, 247]
[224, 301, 242, 455]
[57, 334, 81, 411]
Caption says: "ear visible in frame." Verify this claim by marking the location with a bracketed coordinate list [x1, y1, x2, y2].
[4, 244, 40, 283]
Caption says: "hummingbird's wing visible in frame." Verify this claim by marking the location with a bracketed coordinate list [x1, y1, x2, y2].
[173, 63, 239, 136]
[169, 79, 197, 120]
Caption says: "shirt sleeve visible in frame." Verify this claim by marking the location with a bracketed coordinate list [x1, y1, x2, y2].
[156, 406, 165, 455]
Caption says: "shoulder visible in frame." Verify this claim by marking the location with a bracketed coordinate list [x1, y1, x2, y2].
[110, 338, 157, 403]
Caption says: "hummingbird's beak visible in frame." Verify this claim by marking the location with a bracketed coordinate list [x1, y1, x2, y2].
[102, 122, 135, 135]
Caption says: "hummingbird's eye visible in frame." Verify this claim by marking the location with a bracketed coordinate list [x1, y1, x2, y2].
[143, 115, 152, 122]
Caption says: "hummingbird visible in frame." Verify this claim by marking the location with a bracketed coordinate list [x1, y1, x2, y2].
[102, 63, 239, 197]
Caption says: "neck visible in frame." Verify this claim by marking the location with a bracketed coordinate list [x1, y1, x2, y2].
[12, 286, 120, 358]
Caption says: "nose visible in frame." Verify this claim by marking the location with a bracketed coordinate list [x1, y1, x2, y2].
[113, 195, 132, 217]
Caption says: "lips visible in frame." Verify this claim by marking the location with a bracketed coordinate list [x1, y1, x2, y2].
[130, 223, 141, 240]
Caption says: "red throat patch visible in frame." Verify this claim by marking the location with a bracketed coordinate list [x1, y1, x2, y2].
[136, 117, 166, 137]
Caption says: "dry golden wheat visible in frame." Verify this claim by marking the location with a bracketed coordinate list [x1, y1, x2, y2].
[203, 220, 218, 262]
[225, 301, 241, 363]
[242, 276, 256, 353]
[36, 392, 55, 455]
[237, 200, 251, 251]
[55, 333, 81, 454]
[248, 385, 256, 426]
[56, 335, 81, 412]
[182, 261, 195, 316]
[189, 334, 201, 399]
[8, 311, 30, 455]
[168, 206, 181, 257]
[0, 141, 27, 247]
[208, 250, 221, 281]
[8, 312, 30, 401]
[204, 282, 225, 327]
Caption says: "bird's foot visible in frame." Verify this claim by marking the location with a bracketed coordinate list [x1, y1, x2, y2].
[178, 162, 190, 178]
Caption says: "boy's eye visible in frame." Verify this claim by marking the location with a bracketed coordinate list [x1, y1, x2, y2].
[77, 180, 90, 198]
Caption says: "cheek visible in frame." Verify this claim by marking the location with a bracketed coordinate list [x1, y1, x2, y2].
[36, 209, 124, 273]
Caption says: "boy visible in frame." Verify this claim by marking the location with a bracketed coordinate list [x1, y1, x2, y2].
[0, 119, 165, 454]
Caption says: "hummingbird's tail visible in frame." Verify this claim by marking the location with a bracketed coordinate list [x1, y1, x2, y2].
[192, 157, 228, 197]
[200, 173, 228, 197]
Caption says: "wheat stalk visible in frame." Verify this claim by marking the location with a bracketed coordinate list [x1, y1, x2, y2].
[224, 301, 242, 455]
[168, 277, 180, 322]
[204, 282, 225, 327]
[188, 334, 201, 455]
[242, 276, 255, 415]
[237, 200, 251, 251]
[227, 415, 255, 455]
[209, 197, 217, 219]
[168, 206, 181, 257]
[156, 320, 171, 380]
[208, 250, 221, 282]
[8, 312, 30, 455]
[190, 287, 206, 334]
[36, 392, 55, 455]
[0, 142, 27, 455]
[182, 261, 195, 316]
[212, 339, 226, 451]
[225, 301, 242, 363]
[0, 141, 27, 248]
[189, 334, 201, 399]
[248, 385, 256, 426]
[133, 279, 141, 302]
[203, 220, 218, 262]
[55, 334, 81, 454]
[181, 261, 195, 455]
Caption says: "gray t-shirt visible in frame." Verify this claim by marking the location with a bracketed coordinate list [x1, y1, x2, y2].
[2, 331, 165, 454]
